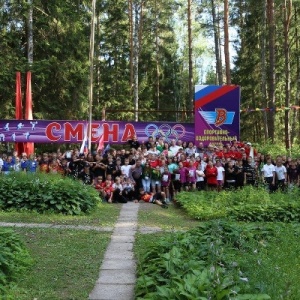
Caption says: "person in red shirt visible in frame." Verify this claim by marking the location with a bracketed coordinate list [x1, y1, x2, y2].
[148, 153, 160, 168]
[102, 179, 114, 203]
[205, 160, 218, 190]
[135, 188, 168, 208]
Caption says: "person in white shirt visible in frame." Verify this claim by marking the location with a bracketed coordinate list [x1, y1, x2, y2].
[169, 139, 181, 157]
[121, 158, 132, 178]
[261, 156, 276, 192]
[0, 156, 3, 172]
[274, 155, 287, 191]
[196, 160, 206, 191]
[216, 160, 225, 192]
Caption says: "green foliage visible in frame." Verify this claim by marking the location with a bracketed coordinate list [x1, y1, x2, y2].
[0, 173, 100, 215]
[176, 186, 300, 222]
[0, 228, 32, 297]
[256, 140, 300, 158]
[135, 221, 272, 299]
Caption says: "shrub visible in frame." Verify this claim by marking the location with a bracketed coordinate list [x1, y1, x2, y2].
[0, 228, 32, 297]
[176, 186, 300, 222]
[0, 173, 100, 215]
[135, 221, 272, 299]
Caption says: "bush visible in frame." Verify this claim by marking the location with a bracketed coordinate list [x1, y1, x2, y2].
[176, 186, 300, 222]
[135, 221, 272, 299]
[0, 228, 32, 297]
[0, 173, 100, 215]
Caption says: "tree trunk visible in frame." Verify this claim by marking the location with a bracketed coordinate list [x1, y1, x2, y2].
[128, 0, 134, 96]
[292, 5, 300, 142]
[283, 0, 292, 150]
[211, 0, 223, 85]
[133, 1, 140, 121]
[224, 0, 231, 85]
[267, 0, 276, 142]
[188, 0, 194, 120]
[155, 0, 160, 112]
[261, 0, 269, 141]
[27, 0, 33, 66]
[88, 0, 96, 150]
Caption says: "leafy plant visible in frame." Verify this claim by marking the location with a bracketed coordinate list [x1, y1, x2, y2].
[0, 229, 32, 297]
[135, 221, 272, 299]
[0, 173, 100, 215]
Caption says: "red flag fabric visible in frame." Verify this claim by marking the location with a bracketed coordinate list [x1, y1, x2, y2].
[15, 72, 22, 119]
[97, 134, 104, 152]
[14, 72, 24, 155]
[24, 71, 34, 155]
[25, 72, 33, 120]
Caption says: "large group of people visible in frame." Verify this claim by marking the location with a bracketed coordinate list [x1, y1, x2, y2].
[0, 135, 299, 205]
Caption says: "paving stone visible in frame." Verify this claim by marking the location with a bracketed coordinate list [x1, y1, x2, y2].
[96, 269, 136, 284]
[110, 235, 135, 243]
[89, 203, 140, 300]
[89, 283, 135, 300]
[101, 259, 136, 270]
[106, 242, 134, 252]
[104, 250, 134, 260]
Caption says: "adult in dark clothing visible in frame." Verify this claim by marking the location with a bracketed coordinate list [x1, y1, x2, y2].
[224, 160, 236, 189]
[92, 154, 106, 180]
[105, 156, 116, 179]
[235, 159, 245, 188]
[144, 136, 154, 150]
[79, 163, 94, 185]
[128, 134, 140, 150]
[129, 159, 143, 199]
[243, 157, 257, 186]
[69, 154, 86, 179]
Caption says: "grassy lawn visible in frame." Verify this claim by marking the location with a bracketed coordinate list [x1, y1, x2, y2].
[7, 227, 111, 300]
[240, 223, 300, 299]
[138, 202, 200, 231]
[0, 202, 121, 227]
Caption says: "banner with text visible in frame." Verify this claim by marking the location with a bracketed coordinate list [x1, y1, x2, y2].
[194, 85, 240, 146]
[0, 120, 194, 144]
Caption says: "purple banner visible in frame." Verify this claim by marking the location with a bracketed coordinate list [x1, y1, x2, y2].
[0, 120, 194, 144]
[194, 85, 240, 146]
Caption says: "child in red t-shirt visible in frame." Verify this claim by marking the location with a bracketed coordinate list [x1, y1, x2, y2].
[135, 188, 168, 208]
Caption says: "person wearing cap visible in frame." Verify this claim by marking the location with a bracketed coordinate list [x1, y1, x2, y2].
[245, 142, 257, 158]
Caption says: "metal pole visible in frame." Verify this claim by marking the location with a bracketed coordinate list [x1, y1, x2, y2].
[88, 0, 96, 151]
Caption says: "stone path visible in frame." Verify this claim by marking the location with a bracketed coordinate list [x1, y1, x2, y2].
[89, 201, 140, 300]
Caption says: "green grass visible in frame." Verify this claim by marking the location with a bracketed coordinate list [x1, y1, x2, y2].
[240, 223, 300, 299]
[138, 202, 200, 231]
[0, 202, 120, 227]
[6, 227, 111, 300]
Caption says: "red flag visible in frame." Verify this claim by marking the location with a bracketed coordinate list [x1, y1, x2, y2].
[24, 71, 34, 155]
[25, 72, 33, 120]
[14, 72, 24, 155]
[15, 72, 22, 119]
[97, 134, 104, 152]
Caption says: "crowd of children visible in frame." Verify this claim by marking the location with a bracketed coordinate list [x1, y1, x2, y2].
[1, 136, 299, 205]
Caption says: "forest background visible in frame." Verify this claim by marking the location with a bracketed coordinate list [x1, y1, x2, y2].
[0, 0, 299, 150]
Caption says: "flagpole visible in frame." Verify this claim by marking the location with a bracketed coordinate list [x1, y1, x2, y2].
[88, 0, 96, 152]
